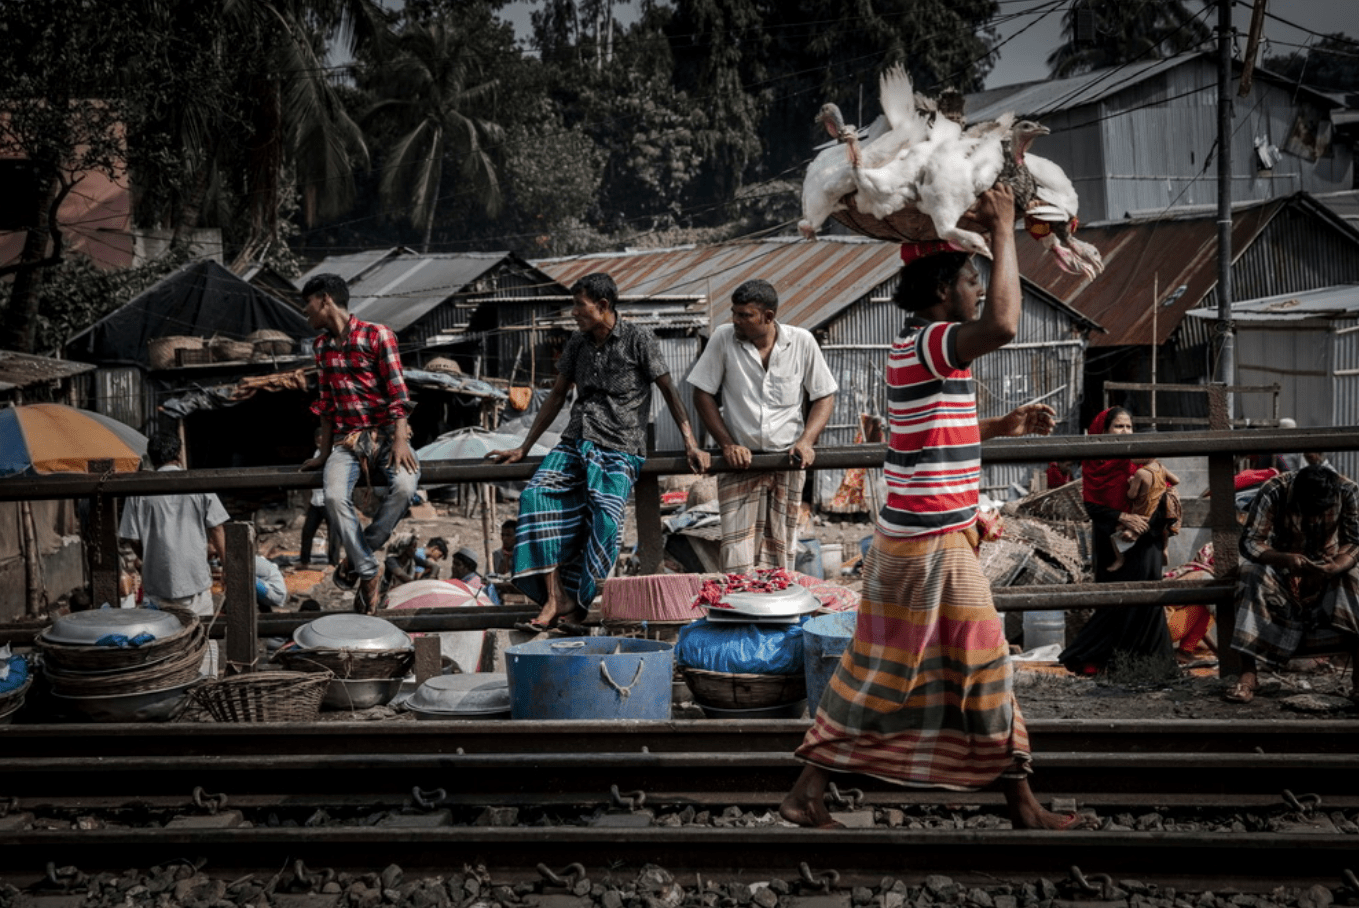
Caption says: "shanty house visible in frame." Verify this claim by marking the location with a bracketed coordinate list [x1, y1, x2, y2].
[1185, 284, 1359, 477]
[537, 237, 1100, 507]
[63, 259, 316, 467]
[966, 52, 1354, 224]
[1013, 192, 1359, 428]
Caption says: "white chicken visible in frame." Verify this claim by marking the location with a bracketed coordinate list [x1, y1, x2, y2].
[1024, 152, 1105, 280]
[911, 117, 1049, 258]
[798, 105, 861, 239]
[845, 66, 963, 221]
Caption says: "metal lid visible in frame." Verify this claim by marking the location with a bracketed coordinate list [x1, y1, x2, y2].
[407, 673, 509, 715]
[42, 608, 183, 646]
[293, 614, 412, 651]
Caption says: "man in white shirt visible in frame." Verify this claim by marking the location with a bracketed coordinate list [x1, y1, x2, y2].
[119, 433, 228, 617]
[688, 279, 838, 574]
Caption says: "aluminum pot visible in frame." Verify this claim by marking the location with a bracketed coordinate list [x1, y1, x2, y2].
[321, 676, 404, 711]
[49, 678, 198, 723]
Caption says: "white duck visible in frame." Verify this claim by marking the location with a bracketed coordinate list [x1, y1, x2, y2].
[912, 117, 1048, 257]
[846, 67, 962, 220]
[799, 104, 861, 238]
[1025, 152, 1105, 280]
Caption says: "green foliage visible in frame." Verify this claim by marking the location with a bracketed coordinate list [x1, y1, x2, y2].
[1263, 33, 1359, 94]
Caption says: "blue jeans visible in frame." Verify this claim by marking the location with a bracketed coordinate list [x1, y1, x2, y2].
[324, 444, 421, 579]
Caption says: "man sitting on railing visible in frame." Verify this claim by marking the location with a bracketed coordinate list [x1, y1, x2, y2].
[488, 272, 710, 634]
[1227, 464, 1359, 703]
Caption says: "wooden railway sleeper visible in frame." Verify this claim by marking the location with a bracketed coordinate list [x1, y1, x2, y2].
[798, 863, 841, 894]
[1069, 867, 1116, 900]
[192, 786, 228, 815]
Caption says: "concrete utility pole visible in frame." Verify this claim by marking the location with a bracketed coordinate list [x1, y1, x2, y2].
[1216, 0, 1237, 417]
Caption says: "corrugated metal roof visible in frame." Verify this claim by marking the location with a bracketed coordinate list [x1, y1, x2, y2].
[1184, 283, 1359, 322]
[537, 236, 1101, 334]
[537, 237, 921, 331]
[1315, 189, 1359, 226]
[1018, 197, 1288, 347]
[0, 351, 94, 393]
[300, 247, 416, 286]
[968, 52, 1338, 124]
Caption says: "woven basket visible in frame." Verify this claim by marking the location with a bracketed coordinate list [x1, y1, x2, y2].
[37, 605, 200, 673]
[682, 668, 807, 709]
[830, 194, 988, 244]
[274, 647, 413, 680]
[425, 356, 462, 375]
[148, 336, 205, 370]
[45, 627, 207, 697]
[0, 673, 32, 716]
[193, 671, 333, 723]
[209, 336, 255, 363]
[247, 329, 293, 356]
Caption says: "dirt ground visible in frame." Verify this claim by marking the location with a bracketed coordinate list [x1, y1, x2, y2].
[251, 490, 1358, 725]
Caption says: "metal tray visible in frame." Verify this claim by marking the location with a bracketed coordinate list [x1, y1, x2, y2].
[43, 608, 183, 646]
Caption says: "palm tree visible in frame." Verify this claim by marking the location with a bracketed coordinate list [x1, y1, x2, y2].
[1046, 0, 1212, 79]
[361, 18, 505, 252]
[127, 0, 384, 265]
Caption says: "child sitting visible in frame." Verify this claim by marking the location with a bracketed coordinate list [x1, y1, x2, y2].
[1109, 457, 1181, 572]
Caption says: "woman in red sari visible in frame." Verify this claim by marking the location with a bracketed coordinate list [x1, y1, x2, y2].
[1059, 407, 1174, 674]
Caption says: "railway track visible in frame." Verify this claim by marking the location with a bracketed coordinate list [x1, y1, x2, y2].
[1, 719, 1358, 891]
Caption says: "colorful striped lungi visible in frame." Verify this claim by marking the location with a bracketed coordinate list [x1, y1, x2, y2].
[717, 468, 805, 574]
[1231, 560, 1359, 668]
[795, 529, 1032, 790]
[513, 438, 644, 610]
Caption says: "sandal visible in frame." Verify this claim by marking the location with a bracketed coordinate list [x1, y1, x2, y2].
[1224, 680, 1256, 704]
[333, 559, 359, 590]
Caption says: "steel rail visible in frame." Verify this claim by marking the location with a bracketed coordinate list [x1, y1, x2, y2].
[0, 825, 1354, 885]
[4, 718, 1359, 756]
[2, 751, 1354, 799]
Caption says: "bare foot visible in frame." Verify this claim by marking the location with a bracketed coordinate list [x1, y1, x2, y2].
[780, 765, 839, 828]
[1011, 804, 1096, 830]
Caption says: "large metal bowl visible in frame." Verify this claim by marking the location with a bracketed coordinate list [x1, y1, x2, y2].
[321, 676, 405, 711]
[49, 678, 198, 723]
[293, 614, 412, 652]
[406, 673, 510, 719]
[706, 584, 820, 622]
[42, 608, 184, 646]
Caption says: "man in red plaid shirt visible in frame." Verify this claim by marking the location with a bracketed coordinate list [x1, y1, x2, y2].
[301, 273, 420, 612]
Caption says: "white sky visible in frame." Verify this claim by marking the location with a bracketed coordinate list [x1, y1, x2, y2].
[499, 1, 1357, 90]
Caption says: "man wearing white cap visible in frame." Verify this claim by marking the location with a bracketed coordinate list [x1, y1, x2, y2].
[452, 546, 500, 605]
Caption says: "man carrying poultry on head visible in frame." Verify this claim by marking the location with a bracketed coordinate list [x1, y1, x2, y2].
[489, 272, 710, 633]
[688, 278, 837, 575]
[782, 184, 1088, 831]
[300, 272, 420, 614]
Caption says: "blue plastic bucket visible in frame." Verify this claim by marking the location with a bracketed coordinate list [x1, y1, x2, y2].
[802, 610, 857, 714]
[506, 636, 674, 721]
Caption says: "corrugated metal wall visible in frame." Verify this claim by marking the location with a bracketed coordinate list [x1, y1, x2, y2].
[1094, 58, 1352, 222]
[1236, 318, 1359, 479]
[652, 335, 702, 452]
[1332, 319, 1359, 479]
[91, 367, 147, 432]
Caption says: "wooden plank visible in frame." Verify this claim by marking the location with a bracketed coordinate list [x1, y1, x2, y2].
[223, 522, 258, 675]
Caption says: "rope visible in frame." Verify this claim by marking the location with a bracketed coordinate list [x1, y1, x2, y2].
[599, 658, 645, 700]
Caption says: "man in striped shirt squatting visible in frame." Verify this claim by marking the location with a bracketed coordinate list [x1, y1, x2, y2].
[781, 185, 1089, 831]
[301, 272, 420, 614]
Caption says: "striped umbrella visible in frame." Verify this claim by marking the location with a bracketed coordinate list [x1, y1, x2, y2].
[0, 403, 147, 477]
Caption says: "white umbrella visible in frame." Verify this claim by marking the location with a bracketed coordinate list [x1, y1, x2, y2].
[416, 426, 555, 462]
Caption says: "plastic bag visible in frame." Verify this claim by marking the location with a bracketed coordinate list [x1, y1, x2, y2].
[674, 616, 808, 674]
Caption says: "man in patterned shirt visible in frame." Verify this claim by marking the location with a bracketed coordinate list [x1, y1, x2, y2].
[782, 185, 1083, 831]
[490, 273, 710, 632]
[1226, 464, 1359, 703]
[301, 272, 419, 613]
